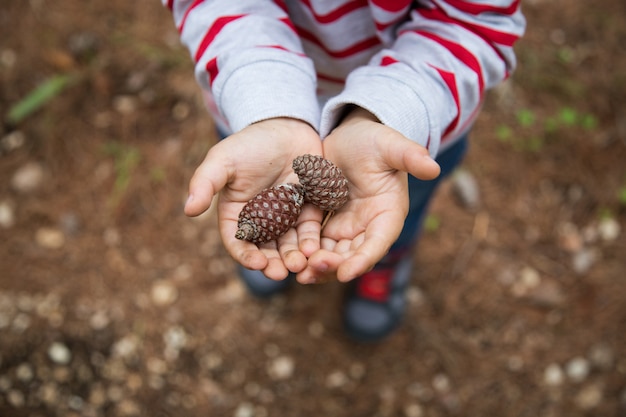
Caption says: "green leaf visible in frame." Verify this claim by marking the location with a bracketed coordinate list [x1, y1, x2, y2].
[496, 125, 513, 141]
[424, 214, 441, 232]
[581, 114, 598, 130]
[618, 187, 626, 206]
[544, 117, 559, 133]
[526, 136, 544, 152]
[516, 109, 535, 127]
[558, 107, 578, 126]
[6, 74, 77, 124]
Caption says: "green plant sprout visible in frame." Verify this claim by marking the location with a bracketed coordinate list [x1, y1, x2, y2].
[5, 73, 80, 125]
[424, 214, 441, 233]
[102, 142, 141, 211]
[495, 105, 599, 152]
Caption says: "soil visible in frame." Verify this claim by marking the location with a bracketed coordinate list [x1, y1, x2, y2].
[1, 1, 625, 416]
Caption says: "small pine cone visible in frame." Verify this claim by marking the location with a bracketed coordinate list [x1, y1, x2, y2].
[292, 154, 349, 211]
[235, 183, 305, 244]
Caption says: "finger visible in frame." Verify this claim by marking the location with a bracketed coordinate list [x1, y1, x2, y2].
[336, 216, 400, 282]
[277, 228, 308, 274]
[380, 136, 441, 180]
[296, 205, 324, 257]
[298, 249, 345, 284]
[261, 255, 291, 280]
[184, 152, 232, 217]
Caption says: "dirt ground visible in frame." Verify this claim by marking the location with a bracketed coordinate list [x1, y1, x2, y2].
[1, 1, 625, 416]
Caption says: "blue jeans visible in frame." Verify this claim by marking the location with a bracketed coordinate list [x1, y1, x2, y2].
[390, 135, 468, 254]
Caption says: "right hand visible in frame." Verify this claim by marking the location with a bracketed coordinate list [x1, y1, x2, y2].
[184, 118, 324, 280]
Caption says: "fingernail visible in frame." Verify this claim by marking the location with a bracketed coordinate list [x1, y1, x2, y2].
[185, 194, 194, 208]
[423, 154, 441, 170]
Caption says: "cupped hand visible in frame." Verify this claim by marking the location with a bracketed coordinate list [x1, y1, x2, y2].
[184, 118, 324, 280]
[299, 108, 441, 283]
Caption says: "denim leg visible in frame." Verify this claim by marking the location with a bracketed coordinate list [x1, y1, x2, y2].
[390, 136, 469, 252]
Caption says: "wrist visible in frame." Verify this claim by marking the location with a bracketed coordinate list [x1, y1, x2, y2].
[340, 105, 380, 125]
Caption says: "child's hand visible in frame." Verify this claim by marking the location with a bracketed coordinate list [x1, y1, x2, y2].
[184, 118, 324, 280]
[299, 108, 441, 283]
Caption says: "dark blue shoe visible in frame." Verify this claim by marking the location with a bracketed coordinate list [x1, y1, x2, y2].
[343, 256, 413, 342]
[237, 266, 294, 298]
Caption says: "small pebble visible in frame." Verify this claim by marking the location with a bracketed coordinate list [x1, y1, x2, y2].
[0, 200, 15, 228]
[113, 95, 138, 114]
[150, 281, 178, 306]
[432, 373, 451, 393]
[234, 402, 255, 417]
[511, 266, 540, 297]
[15, 363, 34, 382]
[450, 169, 480, 210]
[557, 222, 583, 252]
[90, 310, 110, 330]
[326, 371, 349, 389]
[165, 327, 187, 350]
[7, 389, 25, 407]
[404, 403, 424, 417]
[267, 356, 294, 381]
[544, 363, 564, 386]
[112, 335, 139, 359]
[0, 48, 17, 68]
[60, 212, 81, 235]
[38, 382, 59, 405]
[12, 313, 31, 332]
[566, 357, 590, 383]
[1, 130, 25, 152]
[572, 248, 597, 275]
[48, 342, 72, 365]
[172, 101, 191, 121]
[598, 217, 620, 241]
[11, 162, 45, 193]
[35, 227, 65, 249]
[524, 280, 565, 308]
[588, 344, 614, 370]
[575, 383, 603, 410]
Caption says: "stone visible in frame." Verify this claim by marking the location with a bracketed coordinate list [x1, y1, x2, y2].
[598, 217, 620, 241]
[544, 363, 564, 386]
[451, 168, 480, 210]
[565, 357, 590, 383]
[11, 162, 44, 193]
[267, 356, 295, 381]
[48, 342, 72, 365]
[575, 383, 603, 410]
[150, 281, 178, 307]
[0, 200, 15, 228]
[35, 227, 65, 249]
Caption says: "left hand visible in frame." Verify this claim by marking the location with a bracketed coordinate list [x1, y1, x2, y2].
[297, 108, 441, 283]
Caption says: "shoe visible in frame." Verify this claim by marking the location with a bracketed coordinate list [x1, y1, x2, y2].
[343, 256, 413, 342]
[237, 266, 294, 298]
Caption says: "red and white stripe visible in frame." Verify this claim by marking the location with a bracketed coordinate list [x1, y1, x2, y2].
[164, 0, 525, 154]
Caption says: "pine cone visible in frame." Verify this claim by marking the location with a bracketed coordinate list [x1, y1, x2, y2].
[235, 183, 305, 244]
[292, 154, 349, 211]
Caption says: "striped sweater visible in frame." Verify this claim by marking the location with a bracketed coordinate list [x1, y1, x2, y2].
[163, 0, 525, 156]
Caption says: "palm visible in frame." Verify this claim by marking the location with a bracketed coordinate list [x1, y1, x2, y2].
[301, 109, 440, 283]
[185, 118, 324, 279]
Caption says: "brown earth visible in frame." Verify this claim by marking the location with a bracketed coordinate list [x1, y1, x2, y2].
[1, 1, 625, 416]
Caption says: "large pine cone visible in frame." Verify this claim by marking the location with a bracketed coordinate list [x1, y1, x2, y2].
[235, 183, 305, 244]
[292, 154, 349, 211]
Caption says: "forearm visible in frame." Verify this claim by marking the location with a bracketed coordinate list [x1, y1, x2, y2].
[321, 0, 526, 156]
[163, 0, 321, 132]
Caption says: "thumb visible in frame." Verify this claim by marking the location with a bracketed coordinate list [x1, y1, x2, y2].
[184, 153, 231, 217]
[380, 134, 441, 180]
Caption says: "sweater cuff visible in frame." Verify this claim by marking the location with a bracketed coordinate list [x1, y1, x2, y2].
[217, 60, 320, 133]
[320, 68, 444, 157]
